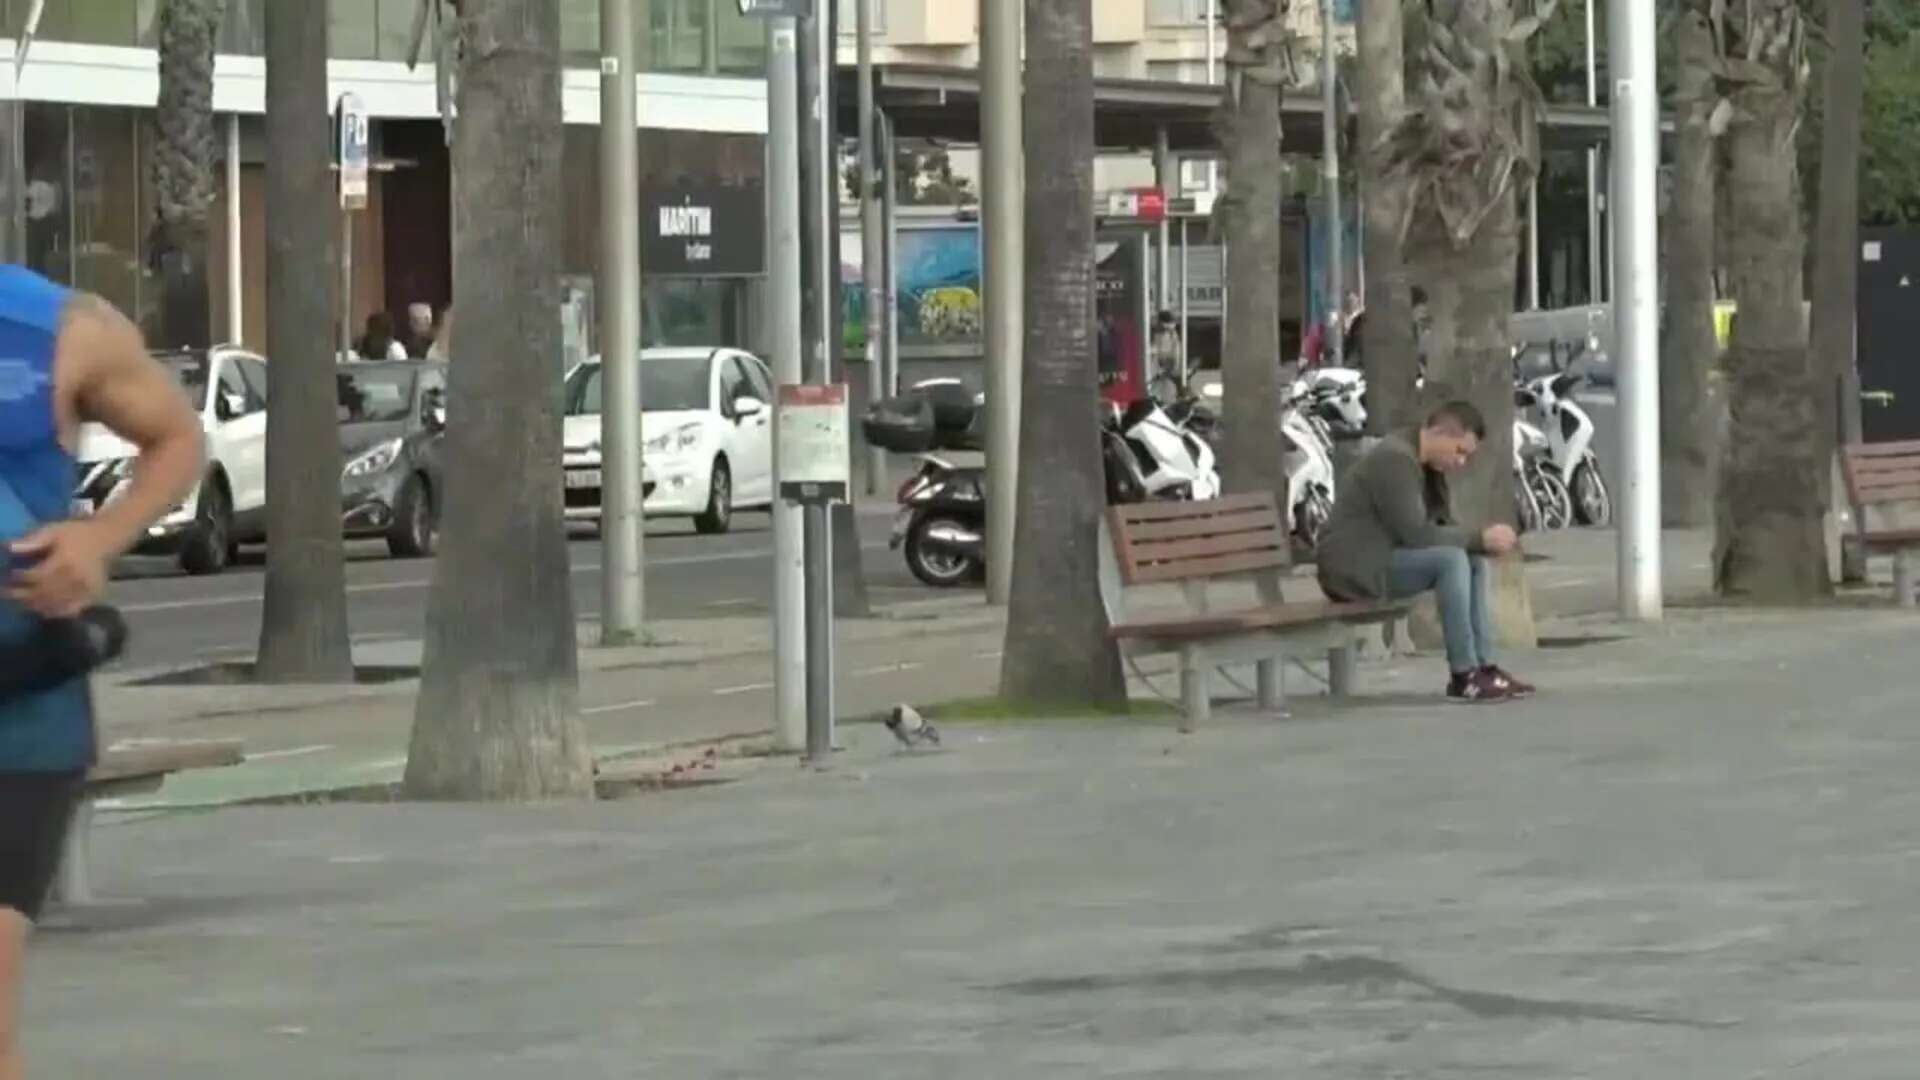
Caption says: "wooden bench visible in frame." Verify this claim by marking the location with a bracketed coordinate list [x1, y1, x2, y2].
[52, 740, 245, 911]
[1841, 440, 1920, 607]
[1101, 493, 1408, 732]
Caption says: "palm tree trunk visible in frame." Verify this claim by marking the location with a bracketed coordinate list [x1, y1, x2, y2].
[1355, 0, 1418, 433]
[1809, 0, 1868, 579]
[404, 0, 595, 800]
[1715, 86, 1829, 602]
[150, 0, 222, 349]
[999, 0, 1127, 709]
[1216, 0, 1289, 513]
[254, 0, 353, 684]
[1659, 6, 1717, 528]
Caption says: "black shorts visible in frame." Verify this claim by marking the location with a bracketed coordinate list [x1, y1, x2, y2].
[0, 771, 83, 922]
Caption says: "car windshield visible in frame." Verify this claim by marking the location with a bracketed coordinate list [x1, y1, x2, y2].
[337, 366, 418, 424]
[158, 354, 211, 411]
[565, 355, 711, 416]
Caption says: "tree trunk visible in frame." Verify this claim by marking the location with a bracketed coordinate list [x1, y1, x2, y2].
[1354, 0, 1418, 433]
[999, 0, 1127, 709]
[1715, 80, 1829, 602]
[1659, 7, 1718, 529]
[1216, 0, 1289, 516]
[1809, 0, 1868, 579]
[150, 0, 221, 350]
[1408, 200, 1533, 645]
[253, 0, 353, 683]
[404, 0, 595, 800]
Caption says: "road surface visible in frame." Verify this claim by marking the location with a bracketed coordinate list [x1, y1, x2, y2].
[107, 509, 919, 671]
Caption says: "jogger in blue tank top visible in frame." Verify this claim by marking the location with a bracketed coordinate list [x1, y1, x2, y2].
[0, 267, 202, 1080]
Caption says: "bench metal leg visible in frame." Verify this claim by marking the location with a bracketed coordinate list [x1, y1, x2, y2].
[1179, 645, 1209, 733]
[1328, 644, 1356, 700]
[1256, 658, 1284, 713]
[1895, 549, 1916, 608]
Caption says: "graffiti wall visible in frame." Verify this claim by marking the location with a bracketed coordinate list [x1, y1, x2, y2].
[842, 222, 983, 353]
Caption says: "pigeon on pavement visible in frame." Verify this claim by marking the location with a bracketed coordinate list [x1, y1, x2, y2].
[885, 704, 941, 749]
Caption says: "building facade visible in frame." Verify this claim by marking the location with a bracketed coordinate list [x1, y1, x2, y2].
[1, 0, 770, 357]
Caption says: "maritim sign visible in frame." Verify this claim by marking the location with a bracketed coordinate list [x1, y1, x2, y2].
[641, 184, 766, 278]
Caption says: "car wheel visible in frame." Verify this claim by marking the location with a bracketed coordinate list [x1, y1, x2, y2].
[178, 479, 232, 576]
[694, 458, 733, 535]
[387, 475, 437, 558]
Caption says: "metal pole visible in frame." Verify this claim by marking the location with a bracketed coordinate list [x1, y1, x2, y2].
[1178, 218, 1190, 383]
[339, 209, 353, 357]
[1205, 0, 1219, 193]
[980, 0, 1022, 606]
[1154, 127, 1172, 317]
[803, 502, 833, 765]
[767, 14, 807, 753]
[1526, 176, 1541, 310]
[799, 0, 838, 755]
[1585, 0, 1601, 304]
[1320, 0, 1344, 368]
[857, 0, 886, 497]
[879, 109, 900, 397]
[1610, 0, 1662, 621]
[599, 0, 646, 644]
[227, 114, 244, 343]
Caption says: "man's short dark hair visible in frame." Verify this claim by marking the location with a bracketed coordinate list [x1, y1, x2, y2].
[1424, 400, 1487, 440]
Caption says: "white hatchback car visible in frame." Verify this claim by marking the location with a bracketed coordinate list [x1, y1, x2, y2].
[561, 348, 776, 534]
[72, 346, 269, 575]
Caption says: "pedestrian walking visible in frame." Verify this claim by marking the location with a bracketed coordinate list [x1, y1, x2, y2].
[1, 266, 201, 1079]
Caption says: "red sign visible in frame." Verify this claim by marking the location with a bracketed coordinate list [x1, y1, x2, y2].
[1134, 188, 1166, 223]
[778, 383, 846, 407]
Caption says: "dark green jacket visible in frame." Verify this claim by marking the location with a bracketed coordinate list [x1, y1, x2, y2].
[1317, 431, 1482, 600]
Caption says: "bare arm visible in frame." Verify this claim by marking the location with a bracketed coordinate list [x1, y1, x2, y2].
[63, 294, 204, 556]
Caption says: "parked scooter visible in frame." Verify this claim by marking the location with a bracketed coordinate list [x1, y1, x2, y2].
[880, 393, 1220, 588]
[1513, 412, 1573, 534]
[1513, 366, 1611, 526]
[1280, 385, 1341, 551]
[1289, 366, 1369, 439]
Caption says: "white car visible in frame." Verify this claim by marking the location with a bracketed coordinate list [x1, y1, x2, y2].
[72, 346, 269, 575]
[562, 348, 776, 534]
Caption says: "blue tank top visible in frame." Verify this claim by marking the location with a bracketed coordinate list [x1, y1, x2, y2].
[0, 264, 94, 773]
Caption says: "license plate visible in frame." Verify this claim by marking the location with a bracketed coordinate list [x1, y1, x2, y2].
[565, 469, 601, 490]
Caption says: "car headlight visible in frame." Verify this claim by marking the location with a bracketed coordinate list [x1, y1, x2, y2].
[644, 423, 702, 457]
[343, 438, 403, 479]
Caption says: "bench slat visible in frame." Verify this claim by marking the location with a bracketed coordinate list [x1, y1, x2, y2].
[1850, 456, 1920, 474]
[1861, 528, 1920, 548]
[1112, 600, 1408, 642]
[1111, 493, 1273, 524]
[1119, 508, 1281, 543]
[1130, 530, 1288, 564]
[1845, 440, 1920, 459]
[1856, 482, 1920, 504]
[1125, 547, 1293, 585]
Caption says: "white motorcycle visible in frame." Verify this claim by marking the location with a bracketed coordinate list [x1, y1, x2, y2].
[1105, 398, 1222, 504]
[1513, 368, 1611, 527]
[1289, 366, 1369, 439]
[1197, 381, 1338, 550]
[1513, 413, 1573, 534]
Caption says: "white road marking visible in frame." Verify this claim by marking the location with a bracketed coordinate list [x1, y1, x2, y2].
[117, 543, 890, 615]
[713, 681, 774, 696]
[974, 649, 1003, 660]
[245, 744, 335, 762]
[707, 598, 756, 608]
[853, 661, 923, 677]
[583, 698, 656, 716]
[1540, 577, 1599, 591]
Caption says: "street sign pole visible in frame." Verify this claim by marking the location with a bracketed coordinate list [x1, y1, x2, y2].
[745, 0, 814, 753]
[777, 383, 848, 767]
[336, 93, 369, 359]
[600, 0, 647, 644]
[1610, 0, 1662, 620]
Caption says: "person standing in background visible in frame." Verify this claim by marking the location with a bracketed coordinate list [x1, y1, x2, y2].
[426, 304, 452, 363]
[403, 302, 436, 359]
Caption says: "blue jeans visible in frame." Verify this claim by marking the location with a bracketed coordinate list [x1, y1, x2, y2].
[1387, 547, 1496, 674]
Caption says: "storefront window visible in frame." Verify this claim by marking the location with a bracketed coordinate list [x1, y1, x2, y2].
[648, 0, 709, 73]
[643, 279, 749, 349]
[15, 0, 138, 47]
[12, 104, 159, 332]
[714, 1, 766, 75]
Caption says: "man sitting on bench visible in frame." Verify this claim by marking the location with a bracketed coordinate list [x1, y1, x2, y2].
[1317, 400, 1534, 705]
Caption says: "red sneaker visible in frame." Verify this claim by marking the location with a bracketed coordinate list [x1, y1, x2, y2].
[1480, 665, 1535, 699]
[1446, 669, 1512, 705]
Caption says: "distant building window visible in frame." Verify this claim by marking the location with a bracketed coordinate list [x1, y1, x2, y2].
[1148, 0, 1210, 26]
